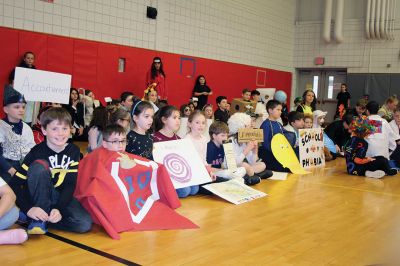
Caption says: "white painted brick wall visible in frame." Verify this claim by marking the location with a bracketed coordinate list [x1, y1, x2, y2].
[0, 0, 295, 73]
[294, 19, 400, 73]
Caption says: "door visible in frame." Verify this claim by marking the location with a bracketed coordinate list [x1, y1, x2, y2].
[296, 69, 347, 123]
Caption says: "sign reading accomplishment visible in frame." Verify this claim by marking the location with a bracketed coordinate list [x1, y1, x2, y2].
[14, 67, 72, 104]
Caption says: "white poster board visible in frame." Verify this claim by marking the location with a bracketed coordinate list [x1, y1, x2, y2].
[202, 179, 267, 204]
[153, 139, 212, 189]
[14, 67, 72, 104]
[299, 128, 325, 169]
[256, 88, 276, 104]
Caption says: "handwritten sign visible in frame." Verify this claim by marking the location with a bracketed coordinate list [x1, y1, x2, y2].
[223, 142, 237, 171]
[238, 128, 263, 142]
[202, 179, 267, 204]
[299, 128, 325, 169]
[14, 67, 71, 104]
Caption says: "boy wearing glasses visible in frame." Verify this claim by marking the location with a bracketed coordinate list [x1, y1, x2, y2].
[102, 124, 128, 152]
[10, 107, 92, 235]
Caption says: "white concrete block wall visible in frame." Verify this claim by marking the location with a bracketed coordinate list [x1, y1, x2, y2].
[0, 0, 296, 73]
[294, 19, 400, 73]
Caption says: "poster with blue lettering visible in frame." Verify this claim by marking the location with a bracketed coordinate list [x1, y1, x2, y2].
[299, 128, 325, 169]
[14, 67, 71, 104]
[153, 139, 212, 189]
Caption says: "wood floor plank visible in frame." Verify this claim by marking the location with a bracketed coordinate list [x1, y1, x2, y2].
[3, 158, 400, 265]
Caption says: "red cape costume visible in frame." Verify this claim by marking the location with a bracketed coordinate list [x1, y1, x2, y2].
[75, 148, 198, 239]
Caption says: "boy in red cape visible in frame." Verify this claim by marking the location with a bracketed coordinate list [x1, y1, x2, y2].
[74, 125, 198, 239]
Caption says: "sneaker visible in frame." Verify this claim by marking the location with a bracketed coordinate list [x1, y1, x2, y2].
[387, 169, 398, 176]
[243, 174, 261, 186]
[27, 220, 47, 235]
[365, 170, 385, 179]
[256, 170, 273, 179]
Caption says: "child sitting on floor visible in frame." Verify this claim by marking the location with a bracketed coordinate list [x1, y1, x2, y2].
[10, 107, 92, 235]
[344, 116, 397, 178]
[206, 121, 246, 182]
[228, 112, 272, 184]
[313, 110, 338, 160]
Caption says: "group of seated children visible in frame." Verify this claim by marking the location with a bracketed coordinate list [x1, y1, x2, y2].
[3, 81, 400, 246]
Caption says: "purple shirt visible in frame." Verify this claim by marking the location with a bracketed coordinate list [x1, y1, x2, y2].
[153, 131, 181, 142]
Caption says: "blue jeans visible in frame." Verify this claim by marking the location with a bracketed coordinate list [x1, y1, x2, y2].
[26, 160, 92, 233]
[176, 185, 199, 198]
[0, 206, 19, 230]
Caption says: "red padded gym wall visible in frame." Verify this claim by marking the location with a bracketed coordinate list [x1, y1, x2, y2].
[0, 27, 292, 116]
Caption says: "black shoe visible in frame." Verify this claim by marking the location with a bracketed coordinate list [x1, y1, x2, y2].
[243, 174, 261, 186]
[387, 168, 398, 176]
[256, 170, 273, 179]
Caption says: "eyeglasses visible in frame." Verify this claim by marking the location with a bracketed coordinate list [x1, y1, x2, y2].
[184, 108, 190, 112]
[103, 139, 127, 145]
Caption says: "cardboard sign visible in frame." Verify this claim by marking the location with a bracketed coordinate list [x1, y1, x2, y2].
[202, 179, 267, 204]
[299, 128, 325, 169]
[238, 128, 263, 142]
[230, 98, 257, 115]
[153, 139, 212, 189]
[14, 67, 72, 104]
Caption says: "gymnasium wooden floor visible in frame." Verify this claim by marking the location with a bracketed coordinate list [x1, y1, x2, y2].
[3, 152, 400, 265]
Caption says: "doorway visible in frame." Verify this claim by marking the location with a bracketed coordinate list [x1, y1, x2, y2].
[296, 69, 347, 123]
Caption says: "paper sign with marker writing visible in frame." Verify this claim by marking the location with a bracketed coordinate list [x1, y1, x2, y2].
[153, 139, 211, 189]
[202, 179, 267, 204]
[223, 142, 237, 171]
[14, 67, 71, 104]
[238, 128, 263, 142]
[299, 128, 325, 169]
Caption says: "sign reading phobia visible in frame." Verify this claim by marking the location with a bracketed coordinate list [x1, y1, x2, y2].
[299, 128, 325, 169]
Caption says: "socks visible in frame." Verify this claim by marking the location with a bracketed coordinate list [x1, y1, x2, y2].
[0, 229, 28, 245]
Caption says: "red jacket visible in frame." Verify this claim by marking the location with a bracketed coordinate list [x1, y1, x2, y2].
[146, 70, 168, 100]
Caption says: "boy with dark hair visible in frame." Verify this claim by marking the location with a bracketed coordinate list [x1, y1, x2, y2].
[0, 86, 35, 184]
[102, 124, 128, 152]
[10, 107, 92, 234]
[365, 101, 400, 160]
[120, 91, 134, 112]
[242, 89, 251, 102]
[214, 96, 230, 124]
[251, 90, 261, 102]
[325, 113, 353, 151]
[259, 100, 294, 172]
[284, 111, 304, 150]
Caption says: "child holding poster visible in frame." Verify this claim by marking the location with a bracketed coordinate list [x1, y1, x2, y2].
[260, 100, 294, 172]
[344, 116, 397, 178]
[228, 113, 271, 184]
[154, 106, 198, 198]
